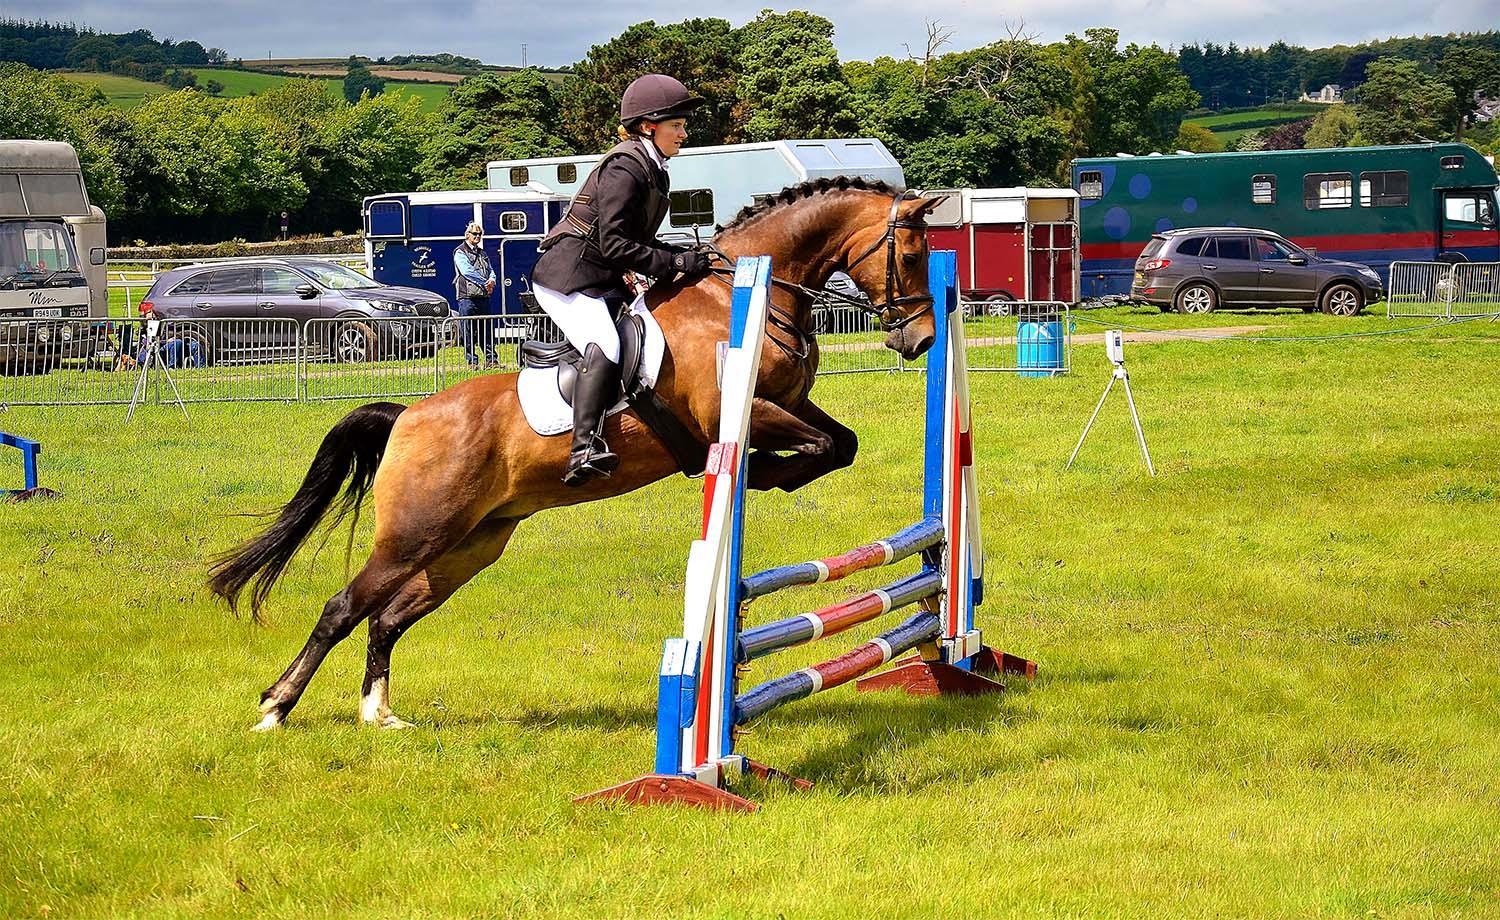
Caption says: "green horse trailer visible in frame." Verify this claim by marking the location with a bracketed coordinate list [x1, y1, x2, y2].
[1072, 143, 1499, 297]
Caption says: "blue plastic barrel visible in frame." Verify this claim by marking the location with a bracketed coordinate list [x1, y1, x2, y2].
[1016, 319, 1063, 377]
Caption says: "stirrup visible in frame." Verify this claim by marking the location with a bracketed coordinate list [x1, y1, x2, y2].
[563, 438, 620, 486]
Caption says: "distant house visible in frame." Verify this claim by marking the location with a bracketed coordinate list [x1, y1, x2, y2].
[1300, 84, 1343, 104]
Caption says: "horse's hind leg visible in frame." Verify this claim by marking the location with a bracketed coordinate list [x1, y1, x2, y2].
[360, 516, 522, 729]
[254, 548, 418, 731]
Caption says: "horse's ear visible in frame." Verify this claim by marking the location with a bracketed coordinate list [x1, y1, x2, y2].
[906, 195, 948, 220]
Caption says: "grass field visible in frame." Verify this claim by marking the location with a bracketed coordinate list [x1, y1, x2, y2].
[59, 69, 450, 113]
[3, 306, 1499, 917]
[1185, 105, 1324, 146]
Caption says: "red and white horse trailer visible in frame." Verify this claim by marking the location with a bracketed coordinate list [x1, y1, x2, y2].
[924, 187, 1080, 309]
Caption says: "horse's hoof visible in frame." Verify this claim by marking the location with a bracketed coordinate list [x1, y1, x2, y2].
[377, 715, 416, 731]
[252, 711, 283, 732]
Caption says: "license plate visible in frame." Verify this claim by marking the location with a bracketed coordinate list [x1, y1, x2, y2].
[33, 307, 62, 317]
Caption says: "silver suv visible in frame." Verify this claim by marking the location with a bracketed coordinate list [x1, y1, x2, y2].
[140, 258, 449, 363]
[1132, 228, 1384, 316]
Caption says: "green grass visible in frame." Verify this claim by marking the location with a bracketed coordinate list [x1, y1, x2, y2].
[59, 69, 450, 113]
[61, 71, 169, 109]
[1186, 105, 1323, 146]
[3, 307, 1500, 917]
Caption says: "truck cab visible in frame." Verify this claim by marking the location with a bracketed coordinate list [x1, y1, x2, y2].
[1, 140, 108, 371]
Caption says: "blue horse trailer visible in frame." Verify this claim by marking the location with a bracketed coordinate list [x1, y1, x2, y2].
[362, 189, 567, 313]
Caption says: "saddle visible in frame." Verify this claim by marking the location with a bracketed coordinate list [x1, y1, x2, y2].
[517, 305, 708, 476]
[519, 308, 649, 409]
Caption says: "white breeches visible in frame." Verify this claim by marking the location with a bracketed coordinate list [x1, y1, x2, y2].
[531, 283, 621, 363]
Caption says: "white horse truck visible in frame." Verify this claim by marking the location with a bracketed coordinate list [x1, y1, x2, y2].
[1, 139, 108, 371]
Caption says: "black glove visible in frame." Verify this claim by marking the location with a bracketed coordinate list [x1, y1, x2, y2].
[672, 249, 711, 278]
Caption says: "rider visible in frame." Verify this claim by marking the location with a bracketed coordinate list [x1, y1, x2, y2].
[531, 73, 712, 487]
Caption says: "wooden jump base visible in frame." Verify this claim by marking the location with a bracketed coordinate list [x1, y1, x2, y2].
[577, 252, 1035, 812]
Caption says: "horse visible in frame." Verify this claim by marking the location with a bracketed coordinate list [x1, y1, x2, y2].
[209, 178, 947, 731]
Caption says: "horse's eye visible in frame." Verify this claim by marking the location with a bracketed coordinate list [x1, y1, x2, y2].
[901, 252, 920, 267]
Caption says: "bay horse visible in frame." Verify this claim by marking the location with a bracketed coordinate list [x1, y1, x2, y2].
[210, 178, 947, 731]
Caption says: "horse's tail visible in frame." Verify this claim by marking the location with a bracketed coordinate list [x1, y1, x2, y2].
[209, 401, 407, 621]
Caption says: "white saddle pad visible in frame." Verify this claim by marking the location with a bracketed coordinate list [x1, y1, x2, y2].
[516, 296, 667, 436]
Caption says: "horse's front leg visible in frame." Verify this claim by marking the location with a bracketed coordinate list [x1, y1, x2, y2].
[744, 398, 856, 492]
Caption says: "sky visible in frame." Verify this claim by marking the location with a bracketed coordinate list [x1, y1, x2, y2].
[9, 0, 1495, 67]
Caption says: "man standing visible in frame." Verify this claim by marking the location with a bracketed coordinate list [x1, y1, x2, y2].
[453, 221, 499, 369]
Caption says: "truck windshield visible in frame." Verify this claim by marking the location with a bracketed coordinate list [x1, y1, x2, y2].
[0, 220, 79, 283]
[298, 262, 379, 290]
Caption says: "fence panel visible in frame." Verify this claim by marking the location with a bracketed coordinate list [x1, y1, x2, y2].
[1386, 261, 1455, 318]
[152, 318, 301, 403]
[959, 301, 1072, 375]
[811, 304, 900, 374]
[301, 316, 447, 401]
[1448, 262, 1500, 317]
[0, 318, 139, 405]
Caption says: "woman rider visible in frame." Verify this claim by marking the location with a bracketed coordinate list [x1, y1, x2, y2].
[531, 74, 713, 487]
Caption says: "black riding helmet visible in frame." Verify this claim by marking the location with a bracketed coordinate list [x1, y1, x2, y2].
[619, 74, 705, 128]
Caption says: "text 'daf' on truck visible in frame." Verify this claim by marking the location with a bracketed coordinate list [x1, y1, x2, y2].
[1, 139, 108, 372]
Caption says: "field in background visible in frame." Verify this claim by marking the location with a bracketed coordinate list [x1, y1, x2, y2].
[59, 69, 451, 112]
[2, 307, 1499, 917]
[1185, 103, 1324, 145]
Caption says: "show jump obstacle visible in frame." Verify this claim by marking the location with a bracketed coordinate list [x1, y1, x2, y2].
[1, 431, 58, 502]
[578, 252, 1036, 812]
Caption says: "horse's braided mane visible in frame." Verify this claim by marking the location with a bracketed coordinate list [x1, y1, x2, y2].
[717, 176, 899, 232]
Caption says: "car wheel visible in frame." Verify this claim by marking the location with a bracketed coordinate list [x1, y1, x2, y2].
[1175, 283, 1217, 314]
[333, 320, 379, 363]
[1321, 283, 1363, 317]
[985, 293, 1016, 317]
[177, 325, 215, 367]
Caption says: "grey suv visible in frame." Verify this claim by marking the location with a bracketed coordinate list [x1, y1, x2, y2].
[1132, 228, 1383, 316]
[140, 258, 449, 363]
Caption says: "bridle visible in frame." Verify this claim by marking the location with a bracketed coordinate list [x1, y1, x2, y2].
[701, 191, 935, 360]
[833, 191, 935, 332]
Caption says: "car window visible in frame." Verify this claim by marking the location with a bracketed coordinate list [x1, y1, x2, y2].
[170, 272, 213, 296]
[1140, 239, 1164, 258]
[1256, 237, 1296, 261]
[1214, 236, 1250, 260]
[1174, 237, 1205, 257]
[207, 267, 259, 294]
[261, 267, 307, 295]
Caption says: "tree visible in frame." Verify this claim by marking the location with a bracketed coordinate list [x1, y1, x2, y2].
[204, 78, 224, 96]
[343, 59, 385, 103]
[1062, 29, 1197, 155]
[418, 69, 569, 189]
[0, 64, 123, 214]
[1263, 117, 1313, 150]
[1304, 104, 1358, 148]
[1174, 122, 1223, 152]
[1440, 45, 1500, 139]
[736, 10, 859, 142]
[560, 18, 743, 151]
[1355, 57, 1454, 145]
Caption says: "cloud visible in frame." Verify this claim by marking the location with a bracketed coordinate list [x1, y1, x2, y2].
[7, 0, 1494, 66]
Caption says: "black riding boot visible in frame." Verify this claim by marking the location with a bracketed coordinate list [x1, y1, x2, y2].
[562, 343, 622, 486]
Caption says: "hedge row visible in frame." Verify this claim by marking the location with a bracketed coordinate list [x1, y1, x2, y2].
[109, 235, 364, 261]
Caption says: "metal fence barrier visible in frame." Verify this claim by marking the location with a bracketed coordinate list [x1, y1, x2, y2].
[959, 300, 1072, 375]
[1388, 260, 1500, 319]
[1450, 262, 1500, 318]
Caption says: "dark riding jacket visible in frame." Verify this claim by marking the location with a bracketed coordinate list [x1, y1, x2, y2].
[532, 137, 680, 299]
